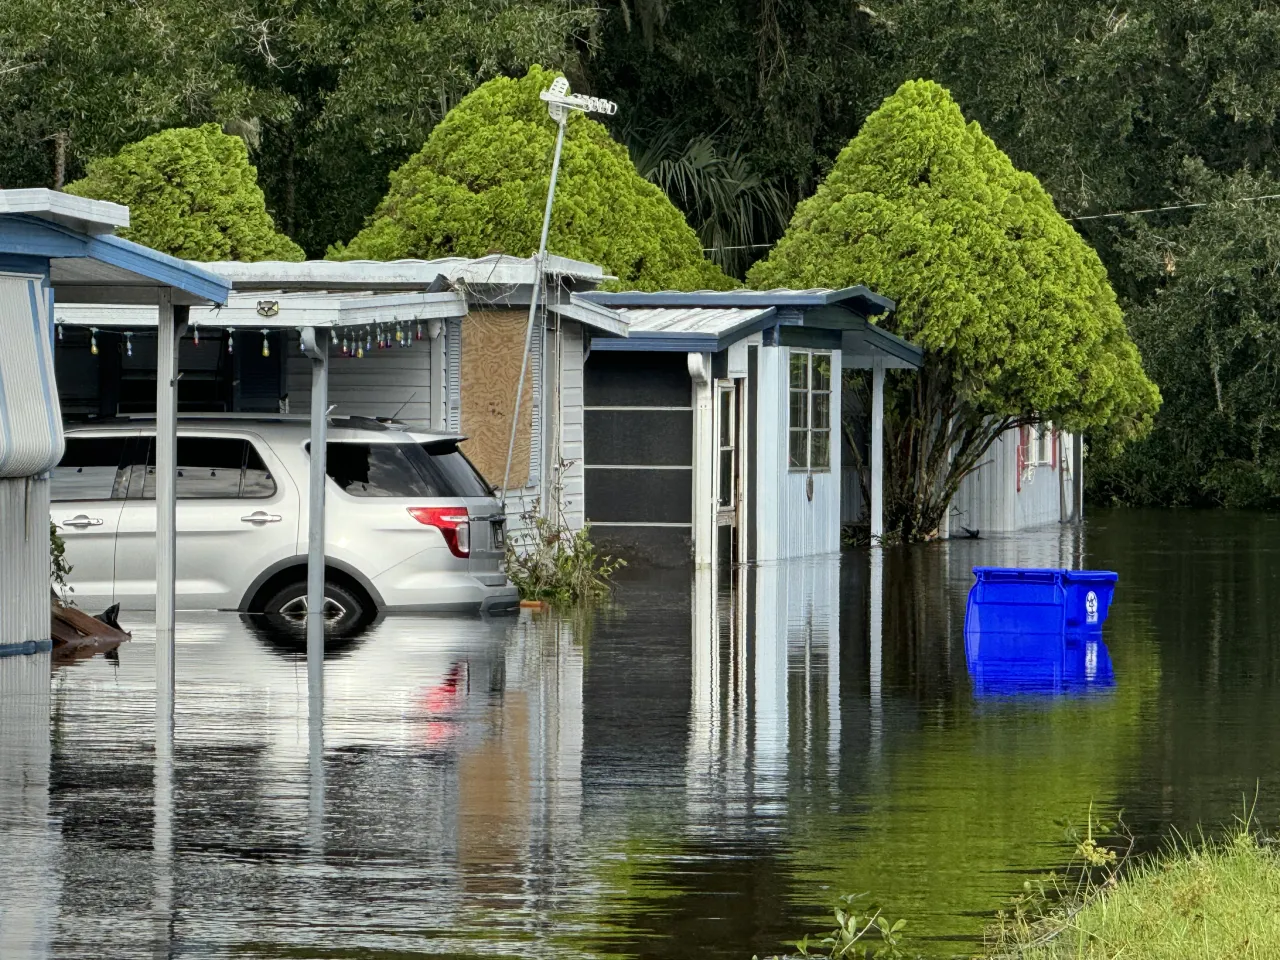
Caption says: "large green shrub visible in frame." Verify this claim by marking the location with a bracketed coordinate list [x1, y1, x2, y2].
[66, 124, 304, 262]
[331, 66, 734, 291]
[749, 79, 1160, 539]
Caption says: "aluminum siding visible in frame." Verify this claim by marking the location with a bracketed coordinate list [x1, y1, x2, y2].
[0, 273, 63, 478]
[753, 346, 842, 561]
[950, 427, 1079, 534]
[285, 333, 435, 424]
[0, 476, 52, 647]
[557, 323, 586, 532]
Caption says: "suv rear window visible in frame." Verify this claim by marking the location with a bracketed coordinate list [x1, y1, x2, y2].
[322, 441, 492, 498]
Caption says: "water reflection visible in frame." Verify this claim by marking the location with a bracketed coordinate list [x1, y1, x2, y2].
[10, 513, 1280, 958]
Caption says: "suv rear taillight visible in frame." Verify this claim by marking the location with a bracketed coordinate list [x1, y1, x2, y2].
[407, 507, 470, 558]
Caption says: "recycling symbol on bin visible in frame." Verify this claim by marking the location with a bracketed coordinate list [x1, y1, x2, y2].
[1085, 590, 1099, 624]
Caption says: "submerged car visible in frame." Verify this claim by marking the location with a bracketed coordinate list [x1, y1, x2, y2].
[51, 415, 518, 630]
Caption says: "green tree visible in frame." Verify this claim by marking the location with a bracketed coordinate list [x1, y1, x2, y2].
[749, 79, 1159, 540]
[241, 0, 596, 255]
[1091, 164, 1280, 508]
[65, 124, 304, 262]
[0, 0, 278, 189]
[331, 65, 735, 291]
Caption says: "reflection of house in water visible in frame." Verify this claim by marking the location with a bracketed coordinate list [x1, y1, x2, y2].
[688, 559, 841, 829]
[0, 653, 58, 955]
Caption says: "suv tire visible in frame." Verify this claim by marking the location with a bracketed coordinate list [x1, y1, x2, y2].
[261, 580, 368, 635]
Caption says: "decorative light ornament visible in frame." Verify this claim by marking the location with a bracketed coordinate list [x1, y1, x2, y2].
[193, 325, 200, 347]
[90, 328, 98, 356]
[125, 332, 133, 358]
[56, 323, 63, 342]
[341, 336, 349, 357]
[415, 321, 423, 342]
[227, 331, 234, 354]
[261, 329, 270, 358]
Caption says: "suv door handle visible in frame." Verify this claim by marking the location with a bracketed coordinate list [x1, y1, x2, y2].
[241, 512, 283, 524]
[61, 515, 103, 528]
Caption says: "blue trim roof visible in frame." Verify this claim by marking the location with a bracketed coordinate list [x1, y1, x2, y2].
[0, 213, 230, 305]
[581, 285, 895, 316]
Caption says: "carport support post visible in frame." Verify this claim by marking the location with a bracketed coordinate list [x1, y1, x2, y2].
[305, 327, 330, 706]
[155, 291, 186, 742]
[870, 359, 885, 545]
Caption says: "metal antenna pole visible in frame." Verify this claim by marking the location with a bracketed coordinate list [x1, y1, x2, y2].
[501, 113, 567, 509]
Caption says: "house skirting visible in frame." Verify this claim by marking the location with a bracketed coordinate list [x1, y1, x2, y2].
[0, 476, 52, 651]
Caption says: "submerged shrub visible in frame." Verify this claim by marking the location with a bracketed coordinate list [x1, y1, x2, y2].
[504, 503, 624, 605]
[332, 65, 735, 292]
[66, 124, 304, 262]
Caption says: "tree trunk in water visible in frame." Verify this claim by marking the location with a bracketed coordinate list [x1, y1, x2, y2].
[844, 360, 1038, 542]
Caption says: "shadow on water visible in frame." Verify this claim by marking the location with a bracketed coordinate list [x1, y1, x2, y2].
[5, 510, 1280, 957]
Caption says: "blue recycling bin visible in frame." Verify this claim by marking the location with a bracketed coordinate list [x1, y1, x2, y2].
[967, 567, 1117, 637]
[964, 567, 1118, 696]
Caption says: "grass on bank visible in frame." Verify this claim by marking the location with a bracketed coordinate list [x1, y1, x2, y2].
[993, 824, 1280, 960]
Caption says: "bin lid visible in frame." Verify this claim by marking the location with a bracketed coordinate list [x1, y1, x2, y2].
[972, 567, 1117, 583]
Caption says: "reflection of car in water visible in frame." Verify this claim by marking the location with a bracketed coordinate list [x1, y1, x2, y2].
[50, 416, 519, 632]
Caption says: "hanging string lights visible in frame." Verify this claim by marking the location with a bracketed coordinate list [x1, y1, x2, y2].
[261, 329, 270, 358]
[90, 328, 98, 356]
[124, 331, 133, 358]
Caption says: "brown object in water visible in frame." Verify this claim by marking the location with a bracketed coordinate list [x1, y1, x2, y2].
[51, 601, 131, 665]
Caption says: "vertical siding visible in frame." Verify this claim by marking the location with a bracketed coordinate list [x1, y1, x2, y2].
[950, 426, 1079, 535]
[285, 332, 434, 425]
[557, 323, 585, 532]
[446, 318, 463, 433]
[0, 477, 51, 648]
[753, 346, 842, 561]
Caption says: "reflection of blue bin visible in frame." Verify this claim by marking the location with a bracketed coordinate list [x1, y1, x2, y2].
[964, 567, 1119, 697]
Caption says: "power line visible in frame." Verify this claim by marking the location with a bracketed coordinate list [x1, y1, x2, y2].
[701, 193, 1280, 254]
[1066, 193, 1280, 222]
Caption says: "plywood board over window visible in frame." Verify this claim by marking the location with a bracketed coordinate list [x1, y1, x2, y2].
[460, 309, 534, 490]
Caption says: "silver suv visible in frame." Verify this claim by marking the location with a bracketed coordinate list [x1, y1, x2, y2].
[51, 416, 518, 630]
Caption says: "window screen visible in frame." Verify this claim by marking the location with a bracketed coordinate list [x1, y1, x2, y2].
[52, 437, 130, 501]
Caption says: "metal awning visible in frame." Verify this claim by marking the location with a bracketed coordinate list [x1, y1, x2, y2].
[55, 289, 467, 329]
[195, 253, 608, 291]
[0, 190, 231, 307]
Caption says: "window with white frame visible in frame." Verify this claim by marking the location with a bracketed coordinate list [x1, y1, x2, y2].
[1019, 422, 1056, 466]
[788, 349, 832, 471]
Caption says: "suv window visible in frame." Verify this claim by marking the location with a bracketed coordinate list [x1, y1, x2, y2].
[320, 441, 493, 498]
[324, 442, 435, 497]
[52, 437, 130, 501]
[417, 442, 492, 498]
[132, 436, 278, 499]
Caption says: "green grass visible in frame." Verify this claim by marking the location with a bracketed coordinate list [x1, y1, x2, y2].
[1001, 828, 1280, 960]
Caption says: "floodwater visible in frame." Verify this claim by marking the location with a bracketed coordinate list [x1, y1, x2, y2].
[3, 509, 1280, 958]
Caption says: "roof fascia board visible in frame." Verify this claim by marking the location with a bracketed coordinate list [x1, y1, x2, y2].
[0, 189, 129, 233]
[85, 234, 231, 305]
[547, 297, 630, 337]
[588, 333, 719, 353]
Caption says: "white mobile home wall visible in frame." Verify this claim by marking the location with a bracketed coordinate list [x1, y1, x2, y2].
[284, 330, 447, 427]
[949, 427, 1079, 535]
[753, 345, 842, 561]
[1, 271, 61, 651]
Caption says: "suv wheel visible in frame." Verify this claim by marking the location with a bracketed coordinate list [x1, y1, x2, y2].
[261, 580, 367, 635]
